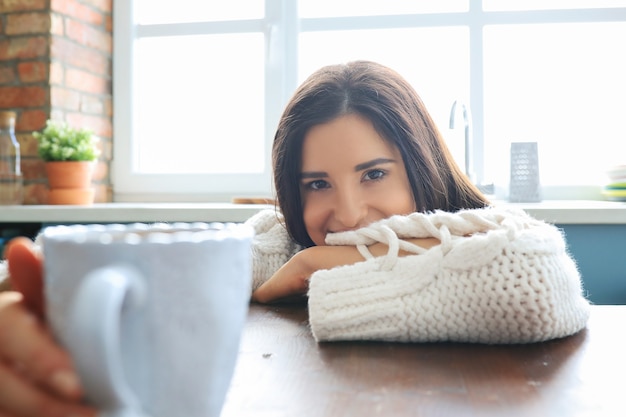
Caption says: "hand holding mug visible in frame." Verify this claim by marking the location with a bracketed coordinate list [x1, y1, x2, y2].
[0, 237, 96, 417]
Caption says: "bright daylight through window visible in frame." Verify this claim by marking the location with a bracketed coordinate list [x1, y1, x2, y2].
[114, 0, 626, 202]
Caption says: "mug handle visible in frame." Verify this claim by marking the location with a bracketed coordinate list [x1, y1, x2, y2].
[64, 264, 151, 417]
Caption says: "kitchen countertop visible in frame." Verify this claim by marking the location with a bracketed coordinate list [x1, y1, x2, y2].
[500, 199, 626, 224]
[0, 200, 625, 224]
[0, 202, 267, 224]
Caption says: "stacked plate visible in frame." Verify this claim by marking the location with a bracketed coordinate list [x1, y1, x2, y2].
[603, 165, 626, 201]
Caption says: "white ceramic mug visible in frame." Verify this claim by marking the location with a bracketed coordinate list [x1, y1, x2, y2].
[41, 222, 253, 417]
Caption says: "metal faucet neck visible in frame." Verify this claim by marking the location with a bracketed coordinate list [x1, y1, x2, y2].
[449, 99, 474, 182]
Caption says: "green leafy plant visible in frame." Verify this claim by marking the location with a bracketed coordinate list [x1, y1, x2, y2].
[33, 120, 100, 162]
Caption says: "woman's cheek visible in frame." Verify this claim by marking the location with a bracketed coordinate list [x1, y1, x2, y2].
[302, 198, 327, 246]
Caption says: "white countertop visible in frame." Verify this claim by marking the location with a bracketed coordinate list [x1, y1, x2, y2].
[500, 200, 626, 224]
[0, 203, 267, 224]
[0, 200, 625, 224]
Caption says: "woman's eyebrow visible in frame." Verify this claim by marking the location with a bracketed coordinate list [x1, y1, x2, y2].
[300, 171, 328, 179]
[354, 158, 396, 171]
[300, 158, 395, 179]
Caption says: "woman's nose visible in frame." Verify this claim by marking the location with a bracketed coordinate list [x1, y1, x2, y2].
[334, 188, 367, 230]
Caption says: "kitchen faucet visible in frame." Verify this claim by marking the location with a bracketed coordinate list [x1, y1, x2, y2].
[449, 99, 474, 182]
[449, 100, 494, 195]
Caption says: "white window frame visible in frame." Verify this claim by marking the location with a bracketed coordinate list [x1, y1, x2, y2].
[113, 1, 297, 202]
[113, 0, 626, 202]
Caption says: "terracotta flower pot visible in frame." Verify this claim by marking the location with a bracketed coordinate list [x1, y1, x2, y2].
[45, 161, 95, 205]
[47, 188, 95, 205]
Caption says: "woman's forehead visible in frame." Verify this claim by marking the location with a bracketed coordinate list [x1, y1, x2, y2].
[301, 114, 398, 169]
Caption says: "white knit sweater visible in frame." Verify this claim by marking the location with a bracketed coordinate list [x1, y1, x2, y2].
[1, 207, 590, 344]
[244, 206, 590, 344]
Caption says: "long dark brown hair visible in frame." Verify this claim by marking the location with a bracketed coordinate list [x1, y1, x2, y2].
[273, 60, 489, 247]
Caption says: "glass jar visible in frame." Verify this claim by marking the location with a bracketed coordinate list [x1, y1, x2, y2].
[0, 111, 23, 205]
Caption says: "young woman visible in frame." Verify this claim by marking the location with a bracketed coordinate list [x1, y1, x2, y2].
[248, 61, 588, 342]
[0, 61, 589, 416]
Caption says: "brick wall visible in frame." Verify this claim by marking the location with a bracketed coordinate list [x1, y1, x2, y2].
[0, 0, 112, 204]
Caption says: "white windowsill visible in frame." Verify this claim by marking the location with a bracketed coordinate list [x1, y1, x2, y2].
[0, 200, 625, 225]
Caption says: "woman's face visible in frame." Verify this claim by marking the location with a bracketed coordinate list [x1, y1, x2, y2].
[300, 113, 416, 246]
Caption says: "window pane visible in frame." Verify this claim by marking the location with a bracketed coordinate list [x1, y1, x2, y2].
[483, 22, 626, 186]
[299, 27, 470, 169]
[137, 0, 264, 24]
[483, 0, 626, 11]
[135, 34, 265, 174]
[299, 0, 468, 17]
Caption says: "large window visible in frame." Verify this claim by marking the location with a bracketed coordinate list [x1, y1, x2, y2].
[114, 0, 626, 201]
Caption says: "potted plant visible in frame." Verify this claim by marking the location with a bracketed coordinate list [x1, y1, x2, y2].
[33, 120, 100, 205]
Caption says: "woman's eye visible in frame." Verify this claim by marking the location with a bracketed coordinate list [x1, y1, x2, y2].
[305, 179, 329, 191]
[364, 169, 386, 182]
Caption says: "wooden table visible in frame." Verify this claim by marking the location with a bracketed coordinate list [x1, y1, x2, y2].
[221, 304, 626, 417]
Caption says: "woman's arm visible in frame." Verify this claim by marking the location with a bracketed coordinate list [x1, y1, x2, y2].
[251, 237, 440, 303]
[303, 208, 591, 344]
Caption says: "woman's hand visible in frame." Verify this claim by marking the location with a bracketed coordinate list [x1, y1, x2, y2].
[251, 237, 440, 303]
[251, 245, 361, 303]
[0, 238, 96, 417]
